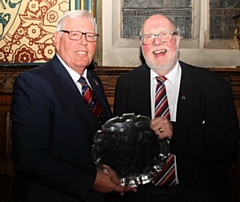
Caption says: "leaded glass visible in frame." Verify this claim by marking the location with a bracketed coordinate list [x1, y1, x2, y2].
[122, 0, 192, 39]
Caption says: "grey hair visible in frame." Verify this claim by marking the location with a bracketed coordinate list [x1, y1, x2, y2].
[56, 10, 97, 34]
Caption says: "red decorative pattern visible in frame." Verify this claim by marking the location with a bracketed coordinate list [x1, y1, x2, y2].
[0, 0, 69, 64]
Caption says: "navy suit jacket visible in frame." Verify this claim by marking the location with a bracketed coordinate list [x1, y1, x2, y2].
[113, 61, 240, 202]
[11, 55, 112, 202]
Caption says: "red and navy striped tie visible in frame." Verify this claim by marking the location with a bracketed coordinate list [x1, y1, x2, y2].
[79, 76, 103, 124]
[154, 76, 177, 187]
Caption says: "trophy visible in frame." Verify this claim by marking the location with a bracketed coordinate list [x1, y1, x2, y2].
[92, 113, 169, 187]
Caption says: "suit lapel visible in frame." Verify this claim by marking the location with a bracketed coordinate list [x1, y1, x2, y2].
[51, 55, 97, 130]
[138, 64, 152, 117]
[87, 71, 112, 122]
[177, 62, 193, 121]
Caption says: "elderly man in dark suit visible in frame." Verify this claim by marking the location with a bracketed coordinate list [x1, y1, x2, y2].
[10, 10, 130, 202]
[112, 14, 240, 202]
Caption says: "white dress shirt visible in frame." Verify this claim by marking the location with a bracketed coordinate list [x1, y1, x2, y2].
[150, 61, 182, 184]
[56, 54, 90, 95]
[150, 61, 182, 121]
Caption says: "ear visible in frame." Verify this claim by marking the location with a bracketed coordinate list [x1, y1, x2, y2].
[176, 34, 181, 48]
[54, 32, 60, 51]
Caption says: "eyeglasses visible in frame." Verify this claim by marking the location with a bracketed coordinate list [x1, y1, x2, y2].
[60, 30, 99, 42]
[140, 31, 178, 45]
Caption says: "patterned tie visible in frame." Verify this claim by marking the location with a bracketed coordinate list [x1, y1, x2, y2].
[79, 76, 103, 124]
[154, 76, 177, 187]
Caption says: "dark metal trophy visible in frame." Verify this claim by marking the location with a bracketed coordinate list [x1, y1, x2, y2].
[92, 113, 169, 187]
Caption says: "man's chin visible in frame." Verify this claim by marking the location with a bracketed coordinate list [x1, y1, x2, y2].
[146, 61, 168, 70]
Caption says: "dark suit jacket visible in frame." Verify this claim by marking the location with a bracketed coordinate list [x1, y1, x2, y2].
[113, 61, 240, 202]
[11, 55, 112, 202]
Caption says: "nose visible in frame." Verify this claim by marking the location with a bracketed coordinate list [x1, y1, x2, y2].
[79, 35, 87, 45]
[153, 34, 162, 45]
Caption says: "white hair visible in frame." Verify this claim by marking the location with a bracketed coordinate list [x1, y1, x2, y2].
[56, 10, 97, 35]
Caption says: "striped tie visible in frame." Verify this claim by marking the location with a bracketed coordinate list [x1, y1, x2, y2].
[154, 76, 177, 187]
[79, 76, 103, 124]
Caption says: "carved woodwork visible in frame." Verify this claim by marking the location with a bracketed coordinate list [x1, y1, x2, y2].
[0, 66, 240, 202]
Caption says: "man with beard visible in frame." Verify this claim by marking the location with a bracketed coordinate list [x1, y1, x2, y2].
[111, 14, 240, 202]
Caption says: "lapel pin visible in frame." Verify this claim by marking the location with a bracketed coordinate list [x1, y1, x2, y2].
[181, 95, 186, 100]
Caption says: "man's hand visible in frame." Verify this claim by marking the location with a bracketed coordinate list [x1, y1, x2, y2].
[92, 165, 137, 195]
[150, 116, 173, 140]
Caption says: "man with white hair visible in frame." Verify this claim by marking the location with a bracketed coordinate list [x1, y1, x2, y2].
[11, 10, 132, 202]
[112, 14, 240, 202]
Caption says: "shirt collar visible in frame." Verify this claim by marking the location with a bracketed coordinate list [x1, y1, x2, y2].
[56, 54, 88, 83]
[150, 60, 181, 84]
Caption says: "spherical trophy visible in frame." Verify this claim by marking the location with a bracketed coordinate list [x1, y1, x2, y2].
[92, 113, 169, 187]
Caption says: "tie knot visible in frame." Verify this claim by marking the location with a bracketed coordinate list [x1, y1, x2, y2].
[156, 76, 167, 84]
[79, 76, 87, 86]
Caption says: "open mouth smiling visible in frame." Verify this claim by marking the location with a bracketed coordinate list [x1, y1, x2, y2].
[153, 49, 167, 55]
[76, 51, 87, 55]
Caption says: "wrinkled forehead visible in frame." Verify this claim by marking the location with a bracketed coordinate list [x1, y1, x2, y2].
[142, 15, 175, 34]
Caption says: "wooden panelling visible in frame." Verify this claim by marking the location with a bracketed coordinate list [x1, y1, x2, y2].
[0, 66, 240, 202]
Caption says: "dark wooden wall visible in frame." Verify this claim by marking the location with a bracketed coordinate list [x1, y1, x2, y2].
[0, 66, 240, 202]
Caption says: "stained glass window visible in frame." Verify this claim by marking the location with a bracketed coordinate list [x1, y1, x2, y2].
[122, 0, 192, 39]
[210, 0, 240, 40]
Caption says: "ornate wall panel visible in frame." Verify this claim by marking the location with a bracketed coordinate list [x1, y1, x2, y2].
[0, 0, 97, 66]
[0, 0, 69, 64]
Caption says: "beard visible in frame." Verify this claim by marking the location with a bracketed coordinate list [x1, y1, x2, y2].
[142, 42, 179, 71]
[142, 48, 179, 72]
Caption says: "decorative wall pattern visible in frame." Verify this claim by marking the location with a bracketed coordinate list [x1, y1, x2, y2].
[0, 0, 96, 65]
[0, 0, 69, 64]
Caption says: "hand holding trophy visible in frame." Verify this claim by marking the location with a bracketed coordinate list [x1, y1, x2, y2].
[92, 113, 169, 187]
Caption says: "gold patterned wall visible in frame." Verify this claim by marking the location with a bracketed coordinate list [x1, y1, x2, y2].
[0, 0, 97, 65]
